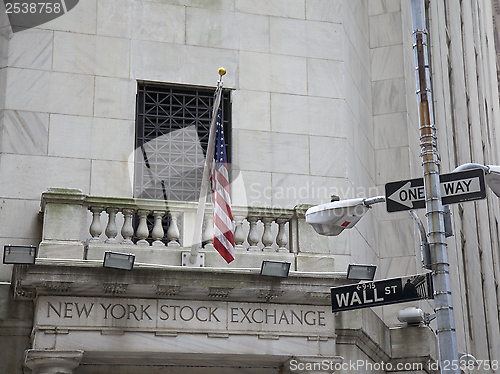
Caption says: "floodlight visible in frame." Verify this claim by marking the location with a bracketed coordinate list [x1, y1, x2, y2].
[260, 260, 291, 278]
[346, 264, 377, 281]
[103, 251, 135, 270]
[3, 245, 36, 264]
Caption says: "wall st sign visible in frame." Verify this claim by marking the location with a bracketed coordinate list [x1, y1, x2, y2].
[331, 273, 433, 312]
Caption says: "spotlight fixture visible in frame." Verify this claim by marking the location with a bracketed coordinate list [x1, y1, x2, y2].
[346, 264, 377, 281]
[103, 251, 135, 271]
[3, 245, 37, 264]
[260, 260, 291, 278]
[397, 307, 425, 324]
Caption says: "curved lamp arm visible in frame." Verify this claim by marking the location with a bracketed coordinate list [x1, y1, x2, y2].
[363, 195, 386, 207]
[453, 163, 500, 197]
[452, 163, 489, 173]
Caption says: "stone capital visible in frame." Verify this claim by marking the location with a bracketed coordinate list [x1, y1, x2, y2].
[25, 350, 84, 374]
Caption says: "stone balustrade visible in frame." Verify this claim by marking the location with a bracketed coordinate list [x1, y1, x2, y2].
[85, 195, 190, 248]
[84, 199, 295, 252]
[37, 188, 334, 269]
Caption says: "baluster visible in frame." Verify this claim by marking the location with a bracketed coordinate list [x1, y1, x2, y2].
[276, 218, 288, 252]
[203, 211, 214, 249]
[89, 206, 103, 241]
[167, 211, 180, 247]
[152, 210, 166, 246]
[105, 208, 119, 243]
[247, 216, 260, 251]
[233, 215, 246, 250]
[136, 209, 150, 246]
[262, 217, 274, 251]
[121, 208, 134, 244]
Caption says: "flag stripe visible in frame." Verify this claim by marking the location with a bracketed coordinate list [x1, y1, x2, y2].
[212, 108, 235, 263]
[215, 171, 231, 199]
[213, 214, 233, 238]
[213, 238, 234, 263]
[215, 180, 231, 202]
[214, 212, 233, 234]
[214, 182, 231, 209]
[214, 195, 232, 223]
[214, 228, 234, 249]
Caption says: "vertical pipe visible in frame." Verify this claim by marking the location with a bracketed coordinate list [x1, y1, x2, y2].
[410, 0, 460, 372]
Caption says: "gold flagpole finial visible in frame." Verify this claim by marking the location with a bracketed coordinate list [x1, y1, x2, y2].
[218, 67, 226, 77]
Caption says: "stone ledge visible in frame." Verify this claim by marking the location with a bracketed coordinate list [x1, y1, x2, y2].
[296, 253, 336, 272]
[86, 243, 297, 269]
[34, 326, 337, 339]
[13, 263, 351, 304]
[84, 242, 344, 272]
[38, 241, 85, 260]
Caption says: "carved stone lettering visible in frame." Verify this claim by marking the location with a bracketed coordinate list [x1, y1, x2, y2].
[37, 297, 334, 335]
[229, 307, 325, 326]
[159, 305, 220, 323]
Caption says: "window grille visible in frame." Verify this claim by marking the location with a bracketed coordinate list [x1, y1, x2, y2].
[134, 82, 231, 201]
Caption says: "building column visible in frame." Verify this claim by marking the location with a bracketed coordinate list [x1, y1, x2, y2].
[25, 350, 84, 374]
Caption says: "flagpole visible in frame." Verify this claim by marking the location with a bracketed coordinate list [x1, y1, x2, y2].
[189, 68, 226, 264]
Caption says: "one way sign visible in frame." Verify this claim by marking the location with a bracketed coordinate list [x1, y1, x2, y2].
[385, 168, 486, 212]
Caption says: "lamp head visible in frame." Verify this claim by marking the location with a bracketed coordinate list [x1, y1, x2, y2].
[305, 198, 369, 236]
[485, 165, 500, 197]
[397, 307, 425, 324]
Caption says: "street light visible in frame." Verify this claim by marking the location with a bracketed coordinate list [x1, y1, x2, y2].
[397, 307, 425, 325]
[305, 196, 385, 236]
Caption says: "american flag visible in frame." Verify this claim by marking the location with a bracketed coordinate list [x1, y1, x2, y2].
[212, 108, 235, 263]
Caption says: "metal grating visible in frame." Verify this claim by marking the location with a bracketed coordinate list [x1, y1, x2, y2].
[134, 82, 231, 201]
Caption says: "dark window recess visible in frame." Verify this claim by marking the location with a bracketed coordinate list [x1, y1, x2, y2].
[133, 82, 231, 244]
[134, 82, 231, 201]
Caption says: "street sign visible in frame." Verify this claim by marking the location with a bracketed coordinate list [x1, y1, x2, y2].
[331, 273, 433, 312]
[385, 168, 486, 212]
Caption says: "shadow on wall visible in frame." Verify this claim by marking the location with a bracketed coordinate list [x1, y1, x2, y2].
[128, 125, 245, 205]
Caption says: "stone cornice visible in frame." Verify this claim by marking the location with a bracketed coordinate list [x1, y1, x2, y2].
[12, 262, 351, 305]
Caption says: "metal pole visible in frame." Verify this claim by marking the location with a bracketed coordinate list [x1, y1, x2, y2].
[410, 1, 460, 372]
[189, 69, 225, 264]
